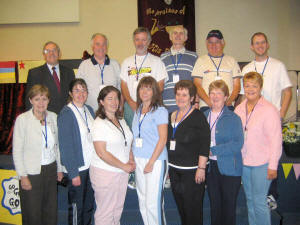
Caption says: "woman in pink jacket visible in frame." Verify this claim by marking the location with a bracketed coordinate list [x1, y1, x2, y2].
[235, 72, 282, 225]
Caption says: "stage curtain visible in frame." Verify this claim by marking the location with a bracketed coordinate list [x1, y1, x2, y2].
[0, 84, 25, 154]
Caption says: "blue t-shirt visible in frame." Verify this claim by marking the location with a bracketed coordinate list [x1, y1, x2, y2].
[132, 106, 168, 160]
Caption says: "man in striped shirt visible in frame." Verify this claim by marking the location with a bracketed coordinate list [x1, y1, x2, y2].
[161, 25, 198, 113]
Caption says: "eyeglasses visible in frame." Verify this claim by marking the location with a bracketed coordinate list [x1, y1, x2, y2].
[43, 49, 58, 54]
[72, 89, 88, 93]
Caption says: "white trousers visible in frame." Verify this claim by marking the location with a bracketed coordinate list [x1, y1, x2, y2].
[135, 157, 168, 225]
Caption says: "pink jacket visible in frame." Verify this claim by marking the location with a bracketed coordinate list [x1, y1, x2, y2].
[235, 97, 282, 170]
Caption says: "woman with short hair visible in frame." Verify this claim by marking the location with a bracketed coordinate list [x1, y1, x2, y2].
[13, 84, 63, 225]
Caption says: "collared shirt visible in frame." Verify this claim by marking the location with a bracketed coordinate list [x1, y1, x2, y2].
[170, 46, 186, 55]
[47, 63, 60, 80]
[234, 97, 282, 170]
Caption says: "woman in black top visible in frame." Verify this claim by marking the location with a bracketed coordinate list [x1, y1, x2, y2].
[167, 80, 210, 225]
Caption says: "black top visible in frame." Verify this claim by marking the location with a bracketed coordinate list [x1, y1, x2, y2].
[167, 109, 210, 167]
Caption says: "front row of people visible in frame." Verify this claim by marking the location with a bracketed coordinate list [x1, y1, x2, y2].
[13, 72, 282, 225]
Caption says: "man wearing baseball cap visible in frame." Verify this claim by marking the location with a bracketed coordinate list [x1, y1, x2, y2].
[192, 30, 241, 111]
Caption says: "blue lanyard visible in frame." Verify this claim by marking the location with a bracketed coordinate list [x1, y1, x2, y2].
[208, 107, 224, 131]
[72, 103, 90, 133]
[254, 56, 269, 76]
[138, 107, 148, 138]
[244, 98, 260, 131]
[170, 53, 183, 74]
[172, 106, 192, 139]
[135, 53, 148, 81]
[99, 64, 106, 85]
[41, 116, 48, 148]
[209, 54, 224, 76]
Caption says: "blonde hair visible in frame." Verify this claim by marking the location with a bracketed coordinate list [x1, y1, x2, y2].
[243, 72, 263, 88]
[208, 80, 229, 97]
[27, 84, 50, 100]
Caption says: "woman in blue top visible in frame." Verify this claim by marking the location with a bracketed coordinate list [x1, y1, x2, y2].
[132, 76, 168, 225]
[58, 78, 95, 225]
[204, 80, 244, 225]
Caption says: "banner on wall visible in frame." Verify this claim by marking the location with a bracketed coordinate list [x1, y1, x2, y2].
[0, 61, 16, 83]
[138, 0, 195, 56]
[18, 60, 45, 83]
[0, 169, 22, 224]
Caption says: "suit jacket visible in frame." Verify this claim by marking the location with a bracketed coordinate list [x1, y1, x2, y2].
[25, 63, 75, 114]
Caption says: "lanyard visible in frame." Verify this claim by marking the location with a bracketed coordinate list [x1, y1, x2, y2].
[172, 106, 192, 139]
[41, 116, 48, 148]
[244, 98, 260, 131]
[99, 64, 106, 85]
[170, 53, 183, 74]
[138, 107, 148, 138]
[209, 54, 224, 76]
[135, 53, 148, 81]
[254, 56, 269, 76]
[72, 103, 90, 133]
[108, 118, 127, 146]
[208, 107, 224, 131]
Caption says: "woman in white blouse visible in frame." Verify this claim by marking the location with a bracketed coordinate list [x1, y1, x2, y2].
[13, 84, 63, 225]
[90, 85, 135, 225]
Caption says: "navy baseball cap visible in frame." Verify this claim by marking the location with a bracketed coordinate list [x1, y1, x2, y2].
[206, 30, 223, 40]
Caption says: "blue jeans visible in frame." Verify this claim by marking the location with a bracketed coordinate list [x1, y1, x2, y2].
[242, 164, 271, 225]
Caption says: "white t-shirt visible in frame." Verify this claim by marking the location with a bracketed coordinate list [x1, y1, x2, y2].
[241, 57, 292, 110]
[91, 117, 133, 173]
[120, 53, 168, 101]
[192, 54, 242, 107]
[41, 123, 56, 165]
[77, 57, 121, 112]
[68, 103, 95, 172]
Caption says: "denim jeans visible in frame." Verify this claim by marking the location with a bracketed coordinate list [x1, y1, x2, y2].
[242, 163, 272, 225]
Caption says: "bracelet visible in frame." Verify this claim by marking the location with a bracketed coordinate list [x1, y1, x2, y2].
[197, 167, 206, 170]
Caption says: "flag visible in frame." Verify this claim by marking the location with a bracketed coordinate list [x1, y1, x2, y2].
[0, 61, 16, 83]
[18, 60, 45, 83]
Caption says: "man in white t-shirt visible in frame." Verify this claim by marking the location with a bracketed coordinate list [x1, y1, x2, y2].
[120, 27, 167, 128]
[192, 30, 241, 111]
[77, 33, 121, 112]
[242, 32, 292, 119]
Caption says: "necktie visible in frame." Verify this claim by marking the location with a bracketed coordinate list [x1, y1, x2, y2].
[52, 67, 61, 93]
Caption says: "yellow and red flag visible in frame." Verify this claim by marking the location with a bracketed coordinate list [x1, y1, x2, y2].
[18, 60, 45, 83]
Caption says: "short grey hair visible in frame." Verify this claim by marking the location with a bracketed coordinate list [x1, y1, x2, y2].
[43, 41, 60, 54]
[169, 25, 188, 38]
[133, 27, 152, 42]
[90, 33, 109, 47]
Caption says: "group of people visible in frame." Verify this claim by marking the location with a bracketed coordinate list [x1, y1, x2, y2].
[12, 25, 292, 225]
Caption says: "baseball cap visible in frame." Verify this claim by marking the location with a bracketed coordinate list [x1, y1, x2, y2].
[206, 30, 223, 40]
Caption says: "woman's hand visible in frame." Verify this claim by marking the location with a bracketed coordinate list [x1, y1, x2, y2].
[123, 162, 136, 173]
[72, 176, 81, 186]
[195, 168, 205, 184]
[21, 176, 32, 190]
[57, 172, 63, 182]
[267, 169, 277, 180]
[144, 161, 154, 174]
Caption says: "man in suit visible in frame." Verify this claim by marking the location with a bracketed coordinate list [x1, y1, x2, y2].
[25, 41, 75, 114]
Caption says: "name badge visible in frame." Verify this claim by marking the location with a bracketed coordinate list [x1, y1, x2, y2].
[215, 76, 222, 81]
[244, 130, 247, 141]
[170, 140, 176, 151]
[173, 74, 179, 83]
[210, 141, 214, 147]
[87, 132, 93, 143]
[135, 138, 143, 148]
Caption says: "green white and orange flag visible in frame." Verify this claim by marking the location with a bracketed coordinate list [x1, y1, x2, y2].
[0, 61, 16, 83]
[18, 60, 45, 83]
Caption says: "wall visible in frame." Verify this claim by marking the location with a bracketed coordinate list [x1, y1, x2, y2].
[0, 0, 299, 116]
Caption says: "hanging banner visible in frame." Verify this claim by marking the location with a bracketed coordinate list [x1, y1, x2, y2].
[0, 61, 16, 83]
[138, 0, 195, 56]
[293, 164, 300, 180]
[282, 163, 294, 179]
[18, 60, 45, 83]
[0, 169, 22, 224]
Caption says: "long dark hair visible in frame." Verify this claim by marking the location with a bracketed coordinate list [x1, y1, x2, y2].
[136, 76, 163, 112]
[95, 86, 122, 119]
